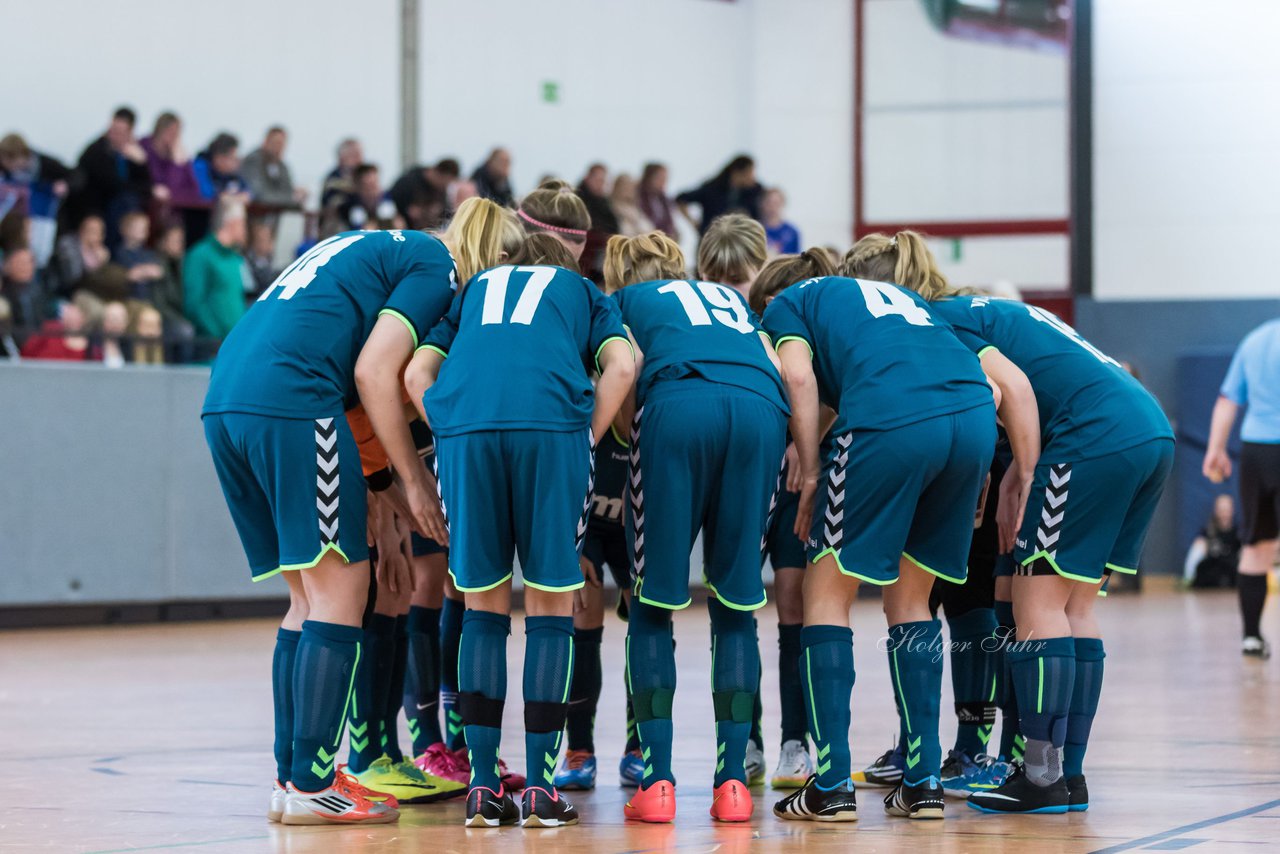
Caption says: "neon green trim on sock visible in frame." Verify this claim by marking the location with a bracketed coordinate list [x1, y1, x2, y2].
[1037, 657, 1045, 714]
[415, 343, 448, 359]
[378, 308, 418, 347]
[902, 552, 965, 585]
[805, 649, 822, 742]
[595, 335, 634, 372]
[774, 335, 813, 359]
[1105, 562, 1138, 575]
[252, 543, 355, 582]
[610, 424, 631, 448]
[890, 644, 913, 733]
[812, 547, 894, 586]
[446, 568, 513, 593]
[988, 672, 998, 703]
[561, 638, 576, 703]
[1020, 550, 1105, 584]
[704, 576, 767, 611]
[522, 577, 586, 593]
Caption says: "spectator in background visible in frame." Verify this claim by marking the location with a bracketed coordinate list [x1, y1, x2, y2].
[676, 154, 763, 236]
[19, 299, 97, 361]
[0, 296, 18, 358]
[338, 164, 400, 230]
[114, 211, 166, 304]
[140, 112, 203, 208]
[610, 173, 654, 237]
[2, 245, 44, 331]
[130, 304, 165, 365]
[193, 133, 249, 201]
[1184, 495, 1241, 588]
[63, 107, 153, 247]
[244, 220, 278, 299]
[389, 157, 460, 229]
[99, 299, 130, 368]
[471, 147, 514, 207]
[55, 214, 110, 297]
[450, 178, 479, 210]
[577, 164, 619, 282]
[760, 187, 800, 255]
[321, 137, 363, 209]
[0, 134, 70, 267]
[638, 162, 677, 239]
[152, 221, 194, 362]
[184, 198, 249, 344]
[241, 126, 305, 207]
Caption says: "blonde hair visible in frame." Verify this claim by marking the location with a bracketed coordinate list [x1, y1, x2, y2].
[840, 230, 956, 301]
[518, 178, 590, 244]
[439, 197, 524, 282]
[748, 248, 835, 316]
[698, 213, 767, 287]
[509, 232, 581, 274]
[603, 232, 686, 294]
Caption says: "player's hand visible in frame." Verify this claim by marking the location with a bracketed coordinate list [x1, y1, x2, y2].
[784, 443, 802, 493]
[794, 477, 818, 543]
[407, 476, 449, 547]
[996, 468, 1032, 555]
[1202, 448, 1232, 484]
[575, 555, 602, 612]
[372, 505, 412, 596]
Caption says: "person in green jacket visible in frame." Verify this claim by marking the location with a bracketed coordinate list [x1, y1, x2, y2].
[184, 199, 249, 340]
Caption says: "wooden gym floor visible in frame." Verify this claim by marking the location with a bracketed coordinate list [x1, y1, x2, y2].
[2, 583, 1278, 853]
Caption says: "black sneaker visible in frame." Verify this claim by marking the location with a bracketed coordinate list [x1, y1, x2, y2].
[1066, 774, 1088, 812]
[773, 775, 858, 822]
[521, 786, 580, 827]
[465, 785, 520, 827]
[884, 776, 945, 819]
[968, 763, 1069, 814]
[852, 743, 904, 787]
[1243, 636, 1271, 659]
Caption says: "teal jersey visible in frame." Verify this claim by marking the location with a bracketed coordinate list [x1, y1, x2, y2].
[613, 279, 788, 414]
[421, 264, 628, 437]
[930, 295, 1173, 462]
[203, 230, 457, 418]
[761, 276, 991, 431]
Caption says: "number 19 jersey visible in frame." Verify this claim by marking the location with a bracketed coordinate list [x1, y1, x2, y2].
[203, 230, 458, 419]
[613, 279, 789, 414]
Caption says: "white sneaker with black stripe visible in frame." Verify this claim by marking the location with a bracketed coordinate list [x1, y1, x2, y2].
[282, 777, 400, 825]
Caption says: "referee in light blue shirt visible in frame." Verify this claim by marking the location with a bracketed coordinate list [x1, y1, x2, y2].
[1203, 317, 1280, 658]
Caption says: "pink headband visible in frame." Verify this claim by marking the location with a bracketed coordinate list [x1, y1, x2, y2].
[518, 208, 588, 239]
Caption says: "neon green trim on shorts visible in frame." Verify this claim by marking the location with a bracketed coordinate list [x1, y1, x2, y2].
[635, 592, 693, 611]
[378, 308, 418, 348]
[902, 552, 966, 585]
[1020, 550, 1105, 584]
[595, 335, 634, 372]
[1105, 562, 1138, 575]
[812, 547, 894, 587]
[447, 568, 514, 593]
[703, 575, 767, 612]
[523, 577, 587, 593]
[415, 343, 448, 359]
[774, 335, 814, 359]
[252, 543, 353, 582]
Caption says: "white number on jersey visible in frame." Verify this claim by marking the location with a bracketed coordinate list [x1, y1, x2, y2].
[479, 266, 555, 326]
[658, 280, 755, 334]
[857, 281, 933, 326]
[258, 233, 365, 301]
[1025, 305, 1121, 367]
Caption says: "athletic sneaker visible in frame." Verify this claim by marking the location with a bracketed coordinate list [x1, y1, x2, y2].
[268, 780, 286, 822]
[417, 742, 469, 786]
[283, 774, 400, 825]
[745, 739, 767, 786]
[447, 746, 527, 791]
[941, 750, 1010, 799]
[968, 763, 1069, 814]
[1243, 636, 1271, 659]
[356, 755, 465, 804]
[554, 750, 597, 791]
[773, 775, 858, 822]
[619, 748, 645, 788]
[711, 779, 753, 822]
[522, 786, 580, 827]
[770, 740, 814, 790]
[1066, 774, 1089, 812]
[624, 780, 677, 823]
[465, 784, 520, 827]
[884, 777, 945, 819]
[852, 742, 904, 787]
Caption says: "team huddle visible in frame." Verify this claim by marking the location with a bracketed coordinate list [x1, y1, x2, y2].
[201, 180, 1174, 828]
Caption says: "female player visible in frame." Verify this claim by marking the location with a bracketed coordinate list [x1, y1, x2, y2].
[854, 232, 1173, 814]
[404, 234, 635, 828]
[201, 196, 519, 826]
[759, 253, 998, 822]
[605, 231, 789, 824]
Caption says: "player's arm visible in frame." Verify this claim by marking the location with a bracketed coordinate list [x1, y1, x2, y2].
[1203, 396, 1239, 483]
[979, 348, 1041, 554]
[778, 339, 821, 540]
[758, 331, 783, 374]
[404, 347, 445, 424]
[612, 329, 643, 439]
[593, 338, 637, 447]
[354, 315, 448, 545]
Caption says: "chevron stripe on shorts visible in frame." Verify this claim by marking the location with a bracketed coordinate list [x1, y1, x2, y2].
[821, 432, 853, 552]
[628, 407, 646, 581]
[575, 430, 597, 552]
[315, 418, 340, 547]
[1036, 463, 1071, 560]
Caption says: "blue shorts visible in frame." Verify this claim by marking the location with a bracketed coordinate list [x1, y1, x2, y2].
[811, 405, 996, 585]
[204, 413, 369, 581]
[764, 485, 807, 572]
[1015, 438, 1174, 583]
[628, 379, 788, 611]
[435, 428, 594, 593]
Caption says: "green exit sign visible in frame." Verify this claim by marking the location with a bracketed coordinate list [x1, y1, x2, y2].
[542, 81, 560, 103]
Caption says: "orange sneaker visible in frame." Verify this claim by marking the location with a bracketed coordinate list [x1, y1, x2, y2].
[336, 765, 400, 807]
[624, 780, 677, 823]
[282, 770, 400, 825]
[710, 780, 754, 822]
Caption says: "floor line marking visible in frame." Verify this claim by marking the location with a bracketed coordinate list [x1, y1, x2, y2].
[1088, 798, 1280, 854]
[85, 835, 271, 854]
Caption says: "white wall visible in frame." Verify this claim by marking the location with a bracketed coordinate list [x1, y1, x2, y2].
[1093, 0, 1280, 300]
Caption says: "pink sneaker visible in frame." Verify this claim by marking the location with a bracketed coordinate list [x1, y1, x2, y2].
[445, 746, 527, 791]
[417, 743, 468, 787]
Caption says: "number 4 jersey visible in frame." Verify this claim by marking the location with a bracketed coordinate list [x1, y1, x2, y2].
[761, 276, 992, 431]
[203, 230, 458, 419]
[929, 295, 1173, 462]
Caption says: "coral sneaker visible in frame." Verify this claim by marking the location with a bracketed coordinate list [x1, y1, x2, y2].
[624, 780, 677, 823]
[710, 780, 754, 822]
[282, 771, 400, 825]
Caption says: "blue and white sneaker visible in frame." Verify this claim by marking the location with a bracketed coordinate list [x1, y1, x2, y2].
[553, 750, 597, 791]
[619, 748, 645, 788]
[941, 751, 1011, 799]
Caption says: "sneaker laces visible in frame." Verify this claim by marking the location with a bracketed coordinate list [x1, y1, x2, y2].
[333, 768, 380, 804]
[564, 750, 591, 771]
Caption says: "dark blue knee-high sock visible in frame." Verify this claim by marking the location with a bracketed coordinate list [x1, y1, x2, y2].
[440, 597, 466, 750]
[994, 600, 1022, 761]
[346, 615, 392, 773]
[709, 599, 760, 786]
[566, 626, 604, 753]
[1010, 635, 1075, 786]
[778, 623, 807, 747]
[380, 615, 408, 762]
[405, 605, 443, 755]
[524, 616, 575, 789]
[801, 624, 854, 788]
[272, 628, 301, 785]
[1065, 638, 1105, 779]
[458, 610, 510, 791]
[887, 620, 944, 785]
[291, 621, 362, 792]
[623, 662, 641, 752]
[627, 601, 677, 786]
[947, 608, 999, 758]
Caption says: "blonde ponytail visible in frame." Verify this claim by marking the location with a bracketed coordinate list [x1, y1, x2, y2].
[603, 232, 687, 294]
[438, 197, 524, 283]
[840, 230, 956, 300]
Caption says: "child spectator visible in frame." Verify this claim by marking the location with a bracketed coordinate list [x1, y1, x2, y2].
[19, 300, 97, 361]
[244, 220, 279, 300]
[760, 187, 800, 255]
[153, 223, 194, 362]
[1184, 495, 1241, 588]
[131, 304, 165, 365]
[114, 211, 166, 303]
[55, 215, 110, 295]
[100, 300, 130, 368]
